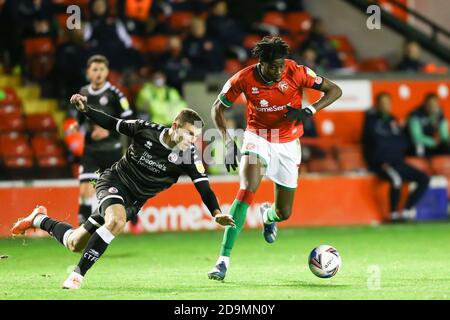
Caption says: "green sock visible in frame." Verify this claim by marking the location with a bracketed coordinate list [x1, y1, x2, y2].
[220, 199, 249, 257]
[266, 205, 282, 223]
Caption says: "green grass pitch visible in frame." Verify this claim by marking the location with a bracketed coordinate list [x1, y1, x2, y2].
[1, 223, 449, 300]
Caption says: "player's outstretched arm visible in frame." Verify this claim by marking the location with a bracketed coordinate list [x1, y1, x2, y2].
[194, 180, 235, 227]
[70, 93, 121, 132]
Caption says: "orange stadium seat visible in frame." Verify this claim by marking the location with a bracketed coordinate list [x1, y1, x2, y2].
[262, 11, 286, 29]
[0, 104, 21, 118]
[3, 155, 34, 179]
[359, 58, 390, 72]
[0, 114, 25, 133]
[146, 35, 169, 54]
[0, 87, 21, 106]
[430, 156, 450, 197]
[243, 34, 262, 50]
[36, 155, 69, 179]
[1, 139, 33, 158]
[24, 37, 55, 56]
[169, 11, 194, 32]
[224, 59, 242, 75]
[131, 35, 147, 53]
[0, 133, 27, 152]
[25, 114, 57, 134]
[335, 144, 367, 172]
[405, 157, 432, 175]
[285, 11, 312, 34]
[308, 156, 340, 174]
[328, 35, 355, 54]
[430, 156, 450, 175]
[31, 136, 64, 157]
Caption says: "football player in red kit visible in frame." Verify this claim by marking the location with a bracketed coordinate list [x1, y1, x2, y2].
[208, 36, 342, 281]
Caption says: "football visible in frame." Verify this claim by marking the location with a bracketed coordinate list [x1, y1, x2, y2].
[308, 245, 341, 278]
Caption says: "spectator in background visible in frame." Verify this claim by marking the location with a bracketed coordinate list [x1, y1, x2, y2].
[135, 71, 187, 125]
[0, 0, 23, 74]
[182, 17, 225, 77]
[118, 0, 173, 36]
[299, 18, 342, 70]
[296, 47, 325, 75]
[206, 0, 246, 61]
[160, 36, 191, 95]
[55, 25, 90, 103]
[84, 0, 143, 71]
[362, 92, 430, 222]
[18, 0, 57, 39]
[407, 93, 450, 157]
[396, 40, 425, 72]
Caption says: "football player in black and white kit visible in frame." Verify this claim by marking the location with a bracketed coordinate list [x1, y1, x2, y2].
[75, 55, 133, 225]
[11, 94, 235, 289]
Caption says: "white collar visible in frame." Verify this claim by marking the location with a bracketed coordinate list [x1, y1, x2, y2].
[88, 81, 111, 95]
[159, 128, 172, 150]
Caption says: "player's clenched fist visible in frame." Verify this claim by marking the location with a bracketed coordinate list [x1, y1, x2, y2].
[70, 94, 88, 112]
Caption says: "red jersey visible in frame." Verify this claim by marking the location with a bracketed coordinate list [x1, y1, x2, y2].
[218, 59, 322, 143]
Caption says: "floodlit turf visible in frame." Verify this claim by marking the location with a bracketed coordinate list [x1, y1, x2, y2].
[0, 223, 449, 300]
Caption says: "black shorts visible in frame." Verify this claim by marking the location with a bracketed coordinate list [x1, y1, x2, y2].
[79, 148, 123, 183]
[95, 168, 143, 217]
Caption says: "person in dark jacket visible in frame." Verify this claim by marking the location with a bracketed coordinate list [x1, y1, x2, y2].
[362, 92, 430, 222]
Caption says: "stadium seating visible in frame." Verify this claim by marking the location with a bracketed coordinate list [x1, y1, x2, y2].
[146, 35, 170, 55]
[169, 11, 194, 33]
[335, 144, 367, 172]
[308, 156, 340, 174]
[285, 11, 312, 34]
[25, 113, 58, 135]
[31, 136, 64, 158]
[262, 11, 287, 30]
[224, 59, 243, 75]
[0, 114, 25, 133]
[405, 157, 432, 176]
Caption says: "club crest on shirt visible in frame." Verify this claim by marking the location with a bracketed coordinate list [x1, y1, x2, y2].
[99, 95, 108, 106]
[245, 143, 256, 150]
[278, 81, 289, 92]
[144, 141, 152, 150]
[108, 187, 118, 194]
[252, 87, 259, 94]
[168, 152, 178, 163]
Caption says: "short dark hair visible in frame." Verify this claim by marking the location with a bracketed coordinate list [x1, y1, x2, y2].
[174, 108, 205, 128]
[87, 55, 109, 68]
[424, 92, 438, 102]
[376, 91, 391, 104]
[252, 36, 289, 62]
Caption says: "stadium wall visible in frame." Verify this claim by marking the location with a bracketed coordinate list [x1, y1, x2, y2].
[0, 175, 392, 237]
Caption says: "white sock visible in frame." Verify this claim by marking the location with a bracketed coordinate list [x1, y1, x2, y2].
[62, 229, 75, 248]
[32, 214, 46, 228]
[216, 256, 230, 268]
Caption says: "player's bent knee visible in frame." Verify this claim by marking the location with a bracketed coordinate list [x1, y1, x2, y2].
[275, 207, 292, 221]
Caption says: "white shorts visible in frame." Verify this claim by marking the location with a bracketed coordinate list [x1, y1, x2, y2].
[241, 130, 301, 188]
